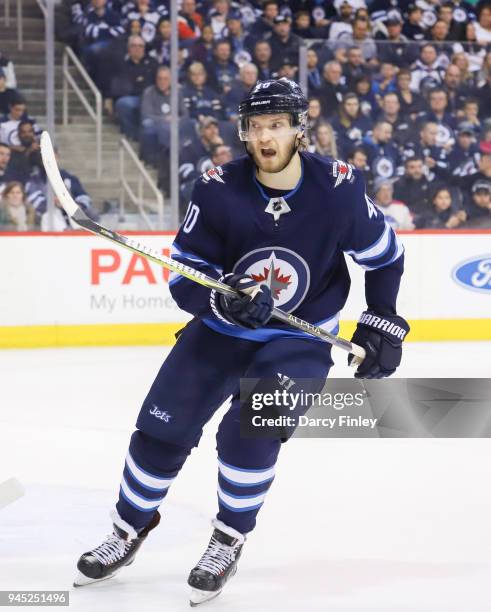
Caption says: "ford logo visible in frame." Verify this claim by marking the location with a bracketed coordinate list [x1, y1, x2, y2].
[452, 256, 491, 294]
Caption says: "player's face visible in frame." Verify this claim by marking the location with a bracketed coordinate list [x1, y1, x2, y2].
[245, 114, 300, 173]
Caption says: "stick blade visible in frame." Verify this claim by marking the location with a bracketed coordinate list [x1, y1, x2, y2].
[40, 131, 78, 217]
[0, 478, 25, 510]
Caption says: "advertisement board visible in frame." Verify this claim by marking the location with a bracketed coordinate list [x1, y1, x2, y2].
[0, 231, 489, 348]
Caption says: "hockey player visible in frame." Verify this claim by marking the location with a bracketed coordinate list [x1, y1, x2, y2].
[74, 78, 409, 606]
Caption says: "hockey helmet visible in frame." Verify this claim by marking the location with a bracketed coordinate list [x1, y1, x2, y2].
[238, 77, 308, 142]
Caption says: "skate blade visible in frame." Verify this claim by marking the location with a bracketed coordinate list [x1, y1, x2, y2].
[189, 588, 222, 607]
[73, 571, 115, 588]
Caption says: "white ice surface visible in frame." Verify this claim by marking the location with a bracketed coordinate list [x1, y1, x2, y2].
[1, 342, 491, 611]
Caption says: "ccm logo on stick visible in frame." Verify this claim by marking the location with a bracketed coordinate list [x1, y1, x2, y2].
[91, 248, 171, 285]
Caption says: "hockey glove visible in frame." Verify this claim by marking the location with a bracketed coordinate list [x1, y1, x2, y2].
[348, 310, 410, 379]
[211, 274, 273, 329]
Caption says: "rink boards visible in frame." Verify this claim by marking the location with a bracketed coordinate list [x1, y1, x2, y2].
[0, 230, 490, 348]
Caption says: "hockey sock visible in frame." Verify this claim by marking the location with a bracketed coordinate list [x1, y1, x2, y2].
[116, 430, 191, 531]
[216, 456, 277, 534]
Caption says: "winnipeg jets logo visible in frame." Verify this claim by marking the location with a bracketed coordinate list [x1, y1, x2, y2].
[264, 197, 291, 222]
[373, 156, 394, 178]
[201, 166, 225, 184]
[233, 247, 310, 312]
[332, 160, 354, 188]
[250, 254, 292, 299]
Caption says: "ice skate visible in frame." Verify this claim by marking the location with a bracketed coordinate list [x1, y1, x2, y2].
[188, 519, 245, 606]
[74, 510, 160, 587]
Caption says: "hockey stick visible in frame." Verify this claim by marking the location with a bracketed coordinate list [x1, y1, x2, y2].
[40, 132, 365, 362]
[0, 478, 25, 510]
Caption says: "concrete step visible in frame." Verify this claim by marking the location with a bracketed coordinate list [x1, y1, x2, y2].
[0, 16, 45, 30]
[22, 90, 90, 108]
[27, 104, 89, 117]
[22, 87, 89, 98]
[72, 167, 156, 181]
[0, 0, 44, 16]
[82, 172, 159, 186]
[0, 24, 45, 41]
[24, 104, 91, 118]
[54, 137, 124, 148]
[12, 68, 91, 92]
[58, 135, 126, 145]
[56, 120, 117, 127]
[0, 8, 43, 21]
[55, 137, 122, 148]
[5, 43, 65, 64]
[82, 183, 123, 192]
[0, 0, 42, 7]
[46, 131, 119, 143]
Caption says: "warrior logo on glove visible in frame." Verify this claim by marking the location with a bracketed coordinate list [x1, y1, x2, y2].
[349, 310, 410, 379]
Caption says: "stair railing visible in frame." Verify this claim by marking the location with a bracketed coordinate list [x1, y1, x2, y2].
[62, 46, 102, 178]
[119, 137, 164, 229]
[3, 0, 23, 50]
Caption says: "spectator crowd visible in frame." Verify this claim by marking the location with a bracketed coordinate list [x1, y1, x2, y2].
[0, 51, 98, 230]
[1, 0, 491, 230]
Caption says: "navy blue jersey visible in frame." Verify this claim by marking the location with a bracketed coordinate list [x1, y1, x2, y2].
[83, 7, 124, 42]
[169, 152, 404, 343]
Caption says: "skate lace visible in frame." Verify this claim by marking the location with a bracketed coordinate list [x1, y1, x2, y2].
[90, 533, 132, 566]
[196, 536, 238, 576]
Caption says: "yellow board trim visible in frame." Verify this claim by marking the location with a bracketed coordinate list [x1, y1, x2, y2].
[0, 319, 490, 349]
